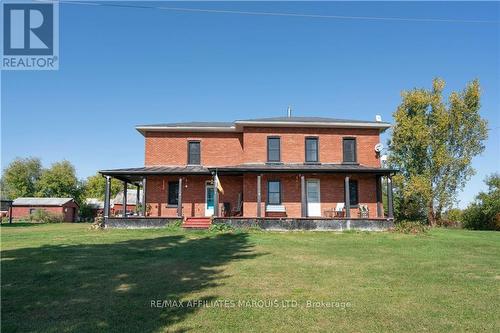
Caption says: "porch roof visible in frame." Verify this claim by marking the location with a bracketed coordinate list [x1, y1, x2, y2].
[99, 165, 210, 183]
[100, 163, 396, 182]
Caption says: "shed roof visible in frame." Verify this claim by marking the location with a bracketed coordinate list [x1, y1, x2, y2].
[13, 197, 76, 206]
[113, 190, 143, 206]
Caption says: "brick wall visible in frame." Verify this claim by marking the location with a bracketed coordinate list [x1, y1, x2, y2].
[243, 127, 381, 166]
[145, 175, 243, 217]
[145, 132, 244, 166]
[243, 173, 381, 218]
[11, 203, 78, 222]
[144, 127, 382, 167]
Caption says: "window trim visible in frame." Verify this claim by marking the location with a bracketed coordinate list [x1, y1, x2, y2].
[267, 136, 281, 163]
[266, 179, 282, 205]
[345, 179, 359, 207]
[187, 140, 201, 165]
[167, 181, 179, 206]
[342, 137, 357, 164]
[305, 136, 319, 163]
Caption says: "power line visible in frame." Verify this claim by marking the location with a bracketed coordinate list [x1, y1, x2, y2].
[38, 0, 499, 24]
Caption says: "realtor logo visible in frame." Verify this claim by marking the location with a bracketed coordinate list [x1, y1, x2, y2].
[2, 1, 59, 70]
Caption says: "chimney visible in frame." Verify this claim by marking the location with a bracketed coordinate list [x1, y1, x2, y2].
[287, 105, 292, 118]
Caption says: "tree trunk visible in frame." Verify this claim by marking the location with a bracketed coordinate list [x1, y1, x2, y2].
[427, 201, 436, 226]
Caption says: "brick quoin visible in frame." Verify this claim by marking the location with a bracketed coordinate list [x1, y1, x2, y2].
[142, 126, 385, 219]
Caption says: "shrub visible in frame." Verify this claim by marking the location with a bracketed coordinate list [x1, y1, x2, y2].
[29, 209, 63, 223]
[209, 223, 234, 233]
[393, 220, 429, 234]
[462, 174, 500, 231]
[79, 203, 95, 222]
[164, 220, 183, 231]
[438, 209, 463, 228]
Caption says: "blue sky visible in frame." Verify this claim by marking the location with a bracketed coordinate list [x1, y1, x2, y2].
[1, 1, 499, 207]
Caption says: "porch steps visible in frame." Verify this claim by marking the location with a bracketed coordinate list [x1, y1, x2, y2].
[182, 217, 212, 229]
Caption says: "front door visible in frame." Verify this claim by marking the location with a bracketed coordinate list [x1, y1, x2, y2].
[306, 179, 321, 217]
[205, 184, 214, 216]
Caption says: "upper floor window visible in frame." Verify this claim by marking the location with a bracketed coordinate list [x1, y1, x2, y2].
[188, 141, 201, 165]
[305, 137, 319, 163]
[267, 180, 282, 205]
[343, 138, 357, 163]
[168, 181, 179, 206]
[267, 137, 281, 163]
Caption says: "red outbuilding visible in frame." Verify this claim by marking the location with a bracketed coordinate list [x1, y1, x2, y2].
[11, 198, 79, 222]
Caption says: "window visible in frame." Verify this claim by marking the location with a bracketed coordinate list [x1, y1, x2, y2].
[305, 137, 319, 162]
[267, 137, 281, 162]
[188, 141, 201, 165]
[168, 181, 179, 206]
[267, 180, 281, 205]
[345, 180, 359, 206]
[343, 138, 357, 163]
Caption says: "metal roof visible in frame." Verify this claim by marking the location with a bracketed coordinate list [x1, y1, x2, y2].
[100, 164, 396, 180]
[238, 116, 387, 124]
[85, 198, 105, 209]
[13, 197, 76, 206]
[113, 190, 143, 205]
[100, 165, 210, 175]
[135, 116, 391, 134]
[136, 121, 234, 128]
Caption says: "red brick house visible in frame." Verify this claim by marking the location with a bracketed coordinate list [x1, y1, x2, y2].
[100, 116, 396, 229]
[11, 198, 79, 222]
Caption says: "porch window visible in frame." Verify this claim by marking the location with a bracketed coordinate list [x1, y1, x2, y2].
[267, 180, 281, 205]
[305, 137, 319, 162]
[168, 181, 179, 206]
[345, 180, 359, 206]
[188, 141, 201, 165]
[343, 138, 357, 163]
[267, 137, 281, 162]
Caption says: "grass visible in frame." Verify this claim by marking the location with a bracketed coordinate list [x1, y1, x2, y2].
[1, 223, 499, 332]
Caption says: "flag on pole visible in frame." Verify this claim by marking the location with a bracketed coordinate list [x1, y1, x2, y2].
[215, 172, 224, 195]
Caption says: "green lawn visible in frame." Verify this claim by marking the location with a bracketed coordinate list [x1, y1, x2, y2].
[1, 223, 499, 332]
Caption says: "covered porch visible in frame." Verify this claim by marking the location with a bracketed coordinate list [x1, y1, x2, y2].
[99, 164, 396, 222]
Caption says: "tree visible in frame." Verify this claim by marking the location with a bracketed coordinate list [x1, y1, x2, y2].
[388, 78, 488, 225]
[462, 174, 500, 230]
[0, 157, 42, 199]
[36, 160, 83, 202]
[83, 173, 122, 200]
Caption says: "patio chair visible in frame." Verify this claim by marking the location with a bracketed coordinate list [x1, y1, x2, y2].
[231, 192, 243, 216]
[358, 204, 369, 218]
[334, 203, 345, 218]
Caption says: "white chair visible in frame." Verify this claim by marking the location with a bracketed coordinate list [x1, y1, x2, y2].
[335, 203, 345, 218]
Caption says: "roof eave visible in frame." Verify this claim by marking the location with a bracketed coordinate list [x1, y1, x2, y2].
[136, 126, 237, 136]
[234, 121, 391, 131]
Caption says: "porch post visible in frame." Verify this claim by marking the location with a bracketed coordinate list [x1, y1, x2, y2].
[387, 175, 394, 219]
[376, 175, 383, 217]
[177, 177, 183, 217]
[256, 174, 262, 218]
[104, 176, 111, 219]
[122, 181, 127, 218]
[142, 177, 147, 216]
[344, 176, 350, 218]
[300, 175, 307, 217]
[136, 184, 140, 215]
[213, 173, 219, 217]
[8, 204, 13, 224]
